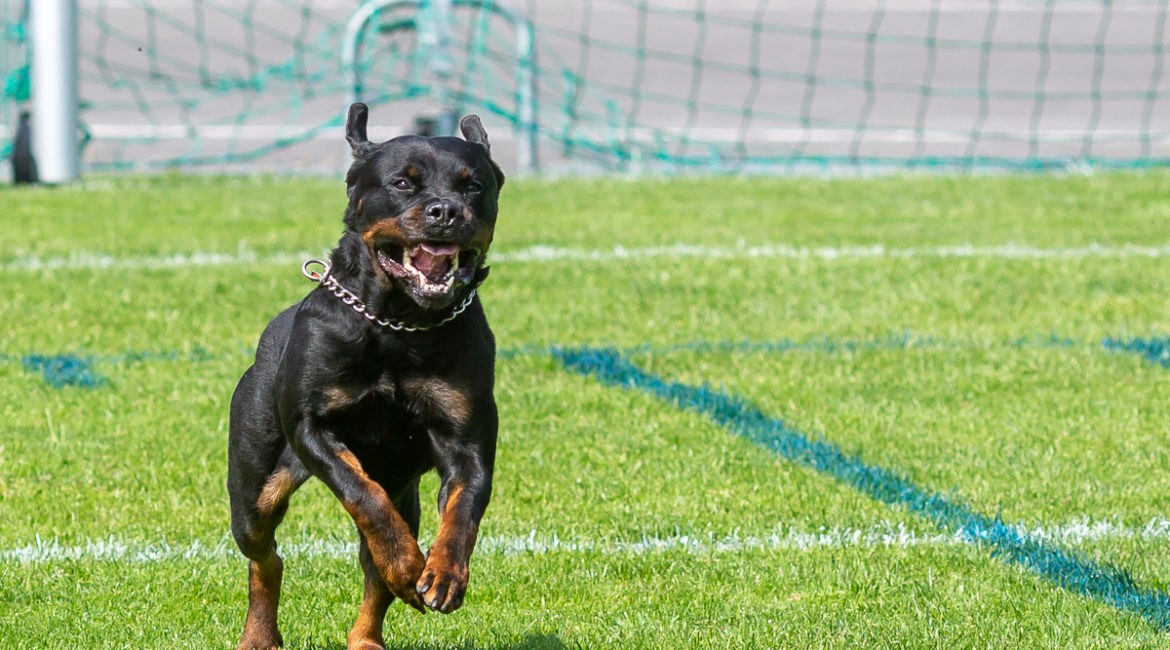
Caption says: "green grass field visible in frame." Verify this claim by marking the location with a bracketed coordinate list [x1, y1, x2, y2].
[2, 172, 1170, 649]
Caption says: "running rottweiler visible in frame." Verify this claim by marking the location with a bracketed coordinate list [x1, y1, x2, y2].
[227, 102, 504, 650]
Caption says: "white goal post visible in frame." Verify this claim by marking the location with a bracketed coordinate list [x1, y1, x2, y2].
[31, 0, 80, 183]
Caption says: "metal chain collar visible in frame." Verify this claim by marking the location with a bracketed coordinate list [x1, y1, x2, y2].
[301, 259, 475, 332]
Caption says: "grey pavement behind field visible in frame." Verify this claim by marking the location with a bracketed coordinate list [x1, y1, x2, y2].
[5, 0, 1169, 176]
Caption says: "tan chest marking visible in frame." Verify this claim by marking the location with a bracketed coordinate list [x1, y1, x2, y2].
[322, 385, 363, 412]
[320, 377, 395, 415]
[402, 377, 472, 426]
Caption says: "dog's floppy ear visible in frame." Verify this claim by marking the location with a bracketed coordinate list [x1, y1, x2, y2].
[460, 114, 505, 188]
[460, 115, 490, 154]
[346, 102, 371, 154]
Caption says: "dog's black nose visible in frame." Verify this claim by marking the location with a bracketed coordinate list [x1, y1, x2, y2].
[425, 200, 462, 226]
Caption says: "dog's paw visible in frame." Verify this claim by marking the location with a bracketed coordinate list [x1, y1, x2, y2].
[415, 555, 470, 614]
[383, 546, 428, 613]
[346, 637, 386, 650]
[235, 631, 283, 650]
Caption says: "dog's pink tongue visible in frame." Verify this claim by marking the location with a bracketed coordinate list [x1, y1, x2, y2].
[411, 243, 458, 277]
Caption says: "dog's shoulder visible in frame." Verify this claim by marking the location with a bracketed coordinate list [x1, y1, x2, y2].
[251, 302, 300, 365]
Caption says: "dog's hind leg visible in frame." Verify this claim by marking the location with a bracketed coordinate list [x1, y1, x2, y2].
[348, 482, 421, 650]
[348, 533, 392, 650]
[237, 552, 284, 650]
[229, 442, 307, 650]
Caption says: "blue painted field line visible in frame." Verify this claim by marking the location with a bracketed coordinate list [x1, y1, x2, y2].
[555, 346, 1170, 631]
[1103, 336, 1170, 369]
[22, 354, 107, 388]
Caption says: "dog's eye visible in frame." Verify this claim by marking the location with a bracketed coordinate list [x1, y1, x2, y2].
[391, 179, 412, 191]
[465, 181, 482, 193]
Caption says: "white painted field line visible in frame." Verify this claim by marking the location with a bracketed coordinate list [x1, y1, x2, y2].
[7, 241, 1170, 273]
[1, 248, 321, 273]
[495, 241, 1170, 263]
[4, 517, 1169, 564]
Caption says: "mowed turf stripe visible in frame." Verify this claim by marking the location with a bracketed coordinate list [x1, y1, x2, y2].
[7, 517, 1169, 563]
[7, 241, 1170, 272]
[7, 332, 1086, 386]
[556, 346, 1170, 631]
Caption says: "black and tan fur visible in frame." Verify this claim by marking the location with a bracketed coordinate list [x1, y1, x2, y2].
[227, 102, 504, 650]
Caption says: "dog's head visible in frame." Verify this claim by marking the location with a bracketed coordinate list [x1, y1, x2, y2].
[343, 102, 504, 311]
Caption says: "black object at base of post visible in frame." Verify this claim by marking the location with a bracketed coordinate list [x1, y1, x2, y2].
[12, 111, 39, 185]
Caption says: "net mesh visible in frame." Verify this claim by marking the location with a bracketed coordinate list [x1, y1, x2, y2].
[2, 0, 1169, 173]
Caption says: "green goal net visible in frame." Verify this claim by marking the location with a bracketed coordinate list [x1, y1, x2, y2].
[1, 0, 28, 159]
[2, 0, 1168, 174]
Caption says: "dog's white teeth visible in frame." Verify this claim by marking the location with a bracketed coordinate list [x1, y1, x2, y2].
[403, 251, 415, 272]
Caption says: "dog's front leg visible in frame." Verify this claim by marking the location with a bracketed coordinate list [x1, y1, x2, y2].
[417, 422, 496, 614]
[290, 419, 427, 613]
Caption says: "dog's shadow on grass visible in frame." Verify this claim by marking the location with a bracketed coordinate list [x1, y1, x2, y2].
[304, 633, 567, 650]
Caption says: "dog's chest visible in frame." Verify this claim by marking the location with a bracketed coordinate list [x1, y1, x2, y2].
[316, 373, 429, 451]
[319, 371, 405, 420]
[317, 368, 462, 429]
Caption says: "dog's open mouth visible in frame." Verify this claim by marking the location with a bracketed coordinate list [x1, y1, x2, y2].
[374, 241, 480, 297]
